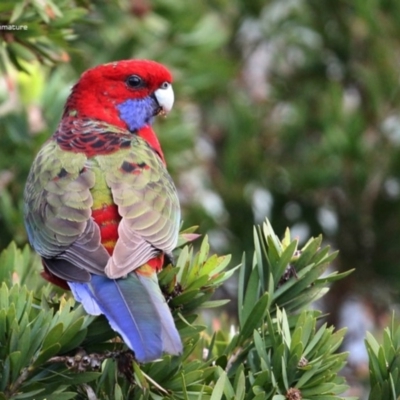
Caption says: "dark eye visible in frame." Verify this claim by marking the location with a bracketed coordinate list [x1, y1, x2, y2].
[126, 75, 144, 88]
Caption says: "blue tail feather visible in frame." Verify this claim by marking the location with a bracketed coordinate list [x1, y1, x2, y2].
[68, 273, 182, 363]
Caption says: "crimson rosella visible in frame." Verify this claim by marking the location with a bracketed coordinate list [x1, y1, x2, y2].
[23, 60, 183, 362]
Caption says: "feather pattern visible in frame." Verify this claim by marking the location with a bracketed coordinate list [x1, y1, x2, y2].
[24, 140, 109, 279]
[98, 134, 180, 278]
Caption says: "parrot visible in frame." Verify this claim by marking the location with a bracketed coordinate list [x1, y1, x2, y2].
[23, 59, 183, 363]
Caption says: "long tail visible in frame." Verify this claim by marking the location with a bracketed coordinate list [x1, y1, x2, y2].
[68, 269, 182, 363]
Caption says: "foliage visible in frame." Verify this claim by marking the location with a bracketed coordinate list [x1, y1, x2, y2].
[0, 220, 359, 399]
[366, 317, 400, 400]
[0, 0, 89, 71]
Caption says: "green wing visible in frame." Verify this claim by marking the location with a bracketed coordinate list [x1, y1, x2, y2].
[97, 136, 181, 279]
[24, 140, 109, 281]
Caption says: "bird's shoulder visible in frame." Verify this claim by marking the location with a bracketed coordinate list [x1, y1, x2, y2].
[93, 133, 169, 182]
[25, 139, 89, 194]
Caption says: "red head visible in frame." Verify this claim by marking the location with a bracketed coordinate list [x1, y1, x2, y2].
[65, 60, 173, 123]
[62, 59, 174, 161]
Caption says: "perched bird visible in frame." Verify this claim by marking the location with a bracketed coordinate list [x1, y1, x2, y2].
[24, 60, 182, 362]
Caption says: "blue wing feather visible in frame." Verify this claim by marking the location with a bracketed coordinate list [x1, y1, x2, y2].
[69, 273, 182, 362]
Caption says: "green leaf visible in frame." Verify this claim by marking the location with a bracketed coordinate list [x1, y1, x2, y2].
[238, 293, 269, 343]
[176, 246, 192, 286]
[9, 351, 22, 383]
[233, 364, 246, 400]
[237, 252, 247, 322]
[239, 266, 261, 328]
[200, 254, 232, 276]
[133, 362, 149, 390]
[1, 357, 10, 391]
[295, 236, 323, 271]
[170, 289, 199, 307]
[254, 329, 269, 364]
[60, 372, 101, 385]
[10, 2, 25, 23]
[13, 389, 46, 399]
[42, 323, 64, 350]
[186, 274, 211, 291]
[200, 299, 230, 309]
[210, 369, 229, 400]
[254, 226, 266, 293]
[32, 343, 61, 367]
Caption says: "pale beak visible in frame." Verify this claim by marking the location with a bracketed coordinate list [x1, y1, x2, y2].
[154, 82, 174, 116]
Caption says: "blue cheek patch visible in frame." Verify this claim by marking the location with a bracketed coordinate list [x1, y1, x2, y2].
[117, 97, 157, 131]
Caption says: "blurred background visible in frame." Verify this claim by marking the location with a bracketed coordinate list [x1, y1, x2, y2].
[1, 0, 400, 397]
